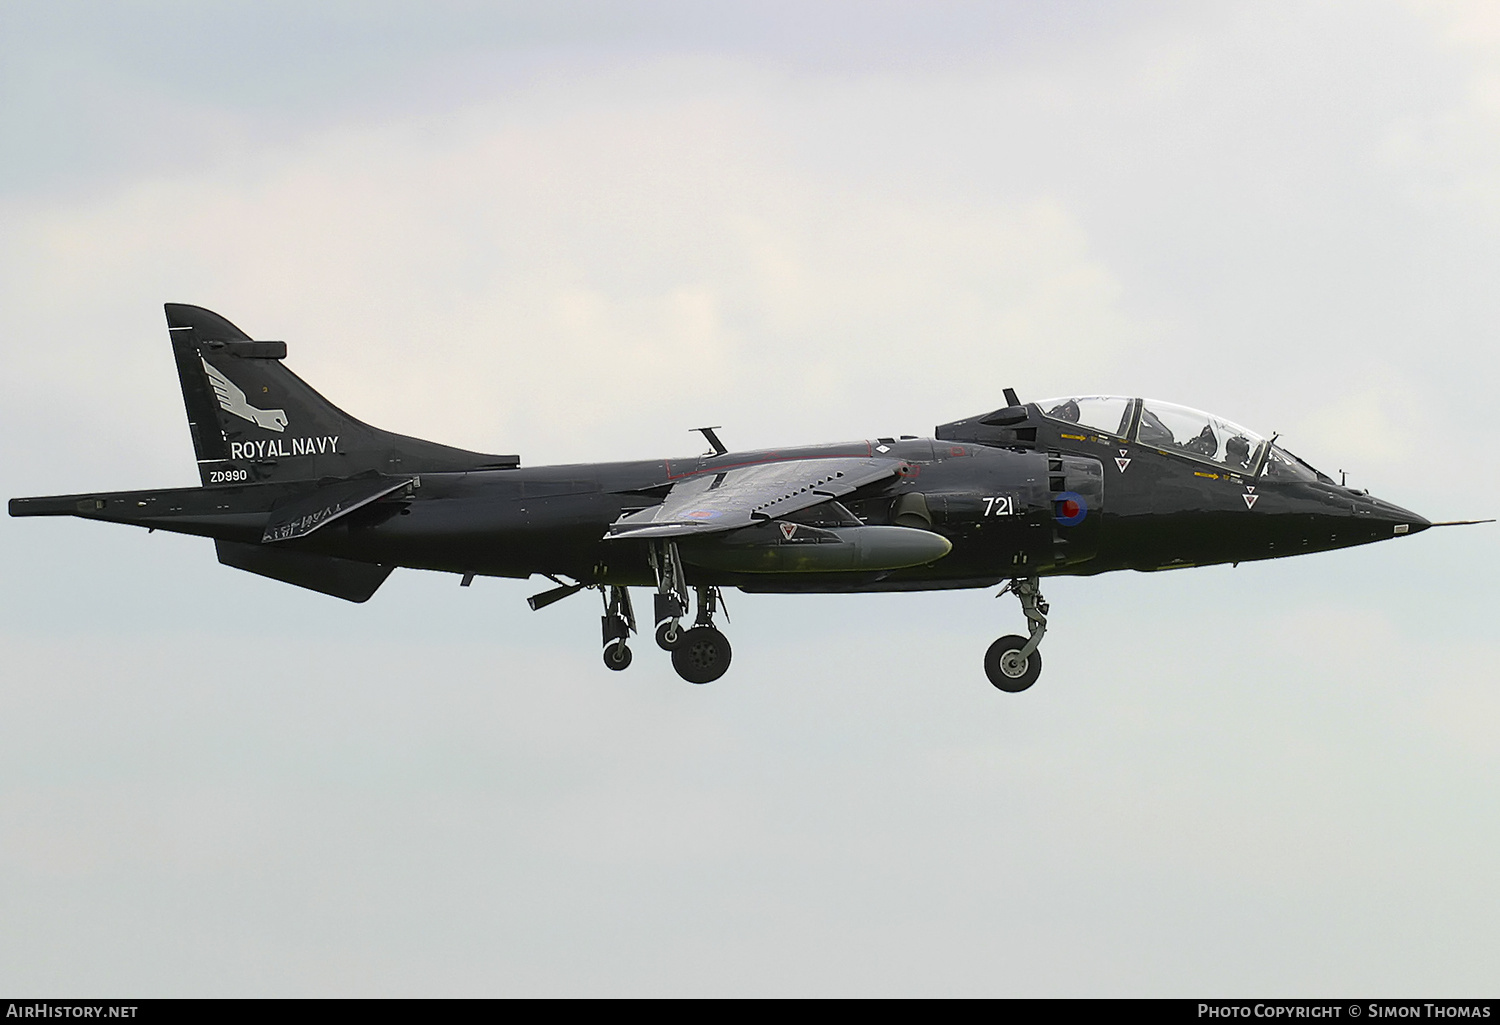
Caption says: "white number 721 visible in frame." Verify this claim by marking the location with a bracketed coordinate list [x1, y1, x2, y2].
[982, 496, 1015, 517]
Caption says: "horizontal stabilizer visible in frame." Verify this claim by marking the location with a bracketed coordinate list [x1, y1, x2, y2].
[10, 482, 288, 539]
[216, 540, 393, 602]
[262, 475, 414, 542]
[10, 494, 103, 517]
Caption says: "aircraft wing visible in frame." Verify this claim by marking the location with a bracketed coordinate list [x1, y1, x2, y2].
[607, 456, 904, 539]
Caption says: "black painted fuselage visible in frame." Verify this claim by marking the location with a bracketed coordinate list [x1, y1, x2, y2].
[14, 423, 1427, 592]
[9, 305, 1438, 689]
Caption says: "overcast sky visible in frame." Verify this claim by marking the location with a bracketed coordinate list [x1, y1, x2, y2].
[2, 0, 1498, 996]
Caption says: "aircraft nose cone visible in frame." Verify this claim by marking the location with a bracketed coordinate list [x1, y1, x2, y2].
[1367, 495, 1430, 537]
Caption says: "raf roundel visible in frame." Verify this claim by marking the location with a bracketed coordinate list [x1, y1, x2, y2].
[1054, 491, 1087, 526]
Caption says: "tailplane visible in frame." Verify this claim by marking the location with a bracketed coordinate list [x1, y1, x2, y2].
[168, 304, 518, 485]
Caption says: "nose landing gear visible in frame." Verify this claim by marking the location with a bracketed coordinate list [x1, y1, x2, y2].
[986, 577, 1047, 692]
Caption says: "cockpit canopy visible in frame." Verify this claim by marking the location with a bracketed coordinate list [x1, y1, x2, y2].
[1037, 395, 1327, 482]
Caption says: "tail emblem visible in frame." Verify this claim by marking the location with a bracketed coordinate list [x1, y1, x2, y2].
[201, 358, 288, 432]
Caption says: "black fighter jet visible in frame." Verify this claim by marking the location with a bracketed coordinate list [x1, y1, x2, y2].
[9, 304, 1476, 691]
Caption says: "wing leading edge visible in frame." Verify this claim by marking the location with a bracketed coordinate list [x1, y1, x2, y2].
[606, 456, 905, 539]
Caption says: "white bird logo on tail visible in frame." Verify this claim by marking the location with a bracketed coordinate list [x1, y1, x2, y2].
[201, 357, 289, 432]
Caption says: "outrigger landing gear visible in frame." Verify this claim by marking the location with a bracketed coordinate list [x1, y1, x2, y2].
[986, 577, 1048, 692]
[671, 585, 733, 685]
[601, 585, 636, 672]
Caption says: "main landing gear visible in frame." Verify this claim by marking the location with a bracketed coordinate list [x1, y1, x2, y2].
[536, 541, 734, 683]
[671, 586, 733, 685]
[650, 539, 732, 684]
[986, 577, 1048, 692]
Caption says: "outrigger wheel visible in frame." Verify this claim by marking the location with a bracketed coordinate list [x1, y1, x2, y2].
[671, 626, 732, 684]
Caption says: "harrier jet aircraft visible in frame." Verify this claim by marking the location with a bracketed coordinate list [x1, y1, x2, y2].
[9, 304, 1470, 691]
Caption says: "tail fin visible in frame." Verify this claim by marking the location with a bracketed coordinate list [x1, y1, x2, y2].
[167, 304, 518, 485]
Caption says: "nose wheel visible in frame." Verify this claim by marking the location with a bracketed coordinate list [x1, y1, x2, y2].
[986, 577, 1047, 692]
[985, 635, 1041, 691]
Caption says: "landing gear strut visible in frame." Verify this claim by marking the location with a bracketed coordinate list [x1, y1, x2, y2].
[986, 577, 1047, 692]
[601, 584, 636, 672]
[649, 540, 690, 651]
[671, 585, 733, 685]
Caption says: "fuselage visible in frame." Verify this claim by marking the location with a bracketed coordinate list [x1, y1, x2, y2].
[12, 400, 1430, 595]
[277, 422, 1429, 591]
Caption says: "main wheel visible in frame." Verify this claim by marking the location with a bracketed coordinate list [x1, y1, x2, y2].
[671, 626, 732, 684]
[984, 634, 1041, 692]
[655, 620, 683, 651]
[603, 640, 633, 671]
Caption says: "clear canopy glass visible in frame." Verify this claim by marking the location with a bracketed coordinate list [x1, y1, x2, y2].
[1038, 396, 1134, 438]
[1037, 395, 1324, 479]
[1137, 399, 1266, 472]
[1259, 445, 1324, 482]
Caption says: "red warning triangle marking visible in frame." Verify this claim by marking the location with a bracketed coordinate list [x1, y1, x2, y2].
[1118, 449, 1128, 456]
[779, 522, 797, 539]
[1115, 457, 1131, 472]
[1246, 486, 1256, 494]
[1243, 493, 1260, 509]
